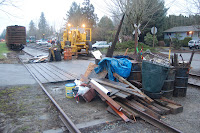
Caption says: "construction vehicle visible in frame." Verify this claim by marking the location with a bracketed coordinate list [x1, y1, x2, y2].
[61, 24, 92, 56]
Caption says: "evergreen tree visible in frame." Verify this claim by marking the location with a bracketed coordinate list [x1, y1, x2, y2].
[66, 2, 83, 27]
[97, 16, 115, 41]
[0, 29, 6, 39]
[38, 12, 48, 38]
[28, 20, 37, 37]
[81, 0, 98, 27]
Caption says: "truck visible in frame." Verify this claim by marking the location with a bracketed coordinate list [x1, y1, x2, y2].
[6, 25, 26, 51]
[61, 24, 92, 56]
[188, 40, 200, 49]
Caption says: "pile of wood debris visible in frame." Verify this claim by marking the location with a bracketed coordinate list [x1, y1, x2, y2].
[79, 62, 183, 133]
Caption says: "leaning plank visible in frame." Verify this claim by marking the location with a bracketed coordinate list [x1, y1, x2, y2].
[80, 62, 97, 81]
[95, 78, 129, 88]
[113, 73, 153, 104]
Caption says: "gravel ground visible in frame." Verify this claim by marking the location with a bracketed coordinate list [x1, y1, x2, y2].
[0, 85, 62, 133]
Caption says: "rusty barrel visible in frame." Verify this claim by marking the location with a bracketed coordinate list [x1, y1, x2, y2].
[162, 67, 175, 98]
[173, 67, 189, 97]
[64, 47, 72, 60]
[127, 62, 142, 82]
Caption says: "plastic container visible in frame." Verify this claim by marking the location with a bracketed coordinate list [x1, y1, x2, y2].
[65, 83, 76, 98]
[142, 61, 169, 93]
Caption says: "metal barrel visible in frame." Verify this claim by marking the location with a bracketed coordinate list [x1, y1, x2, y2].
[162, 67, 175, 98]
[127, 63, 142, 82]
[173, 67, 189, 97]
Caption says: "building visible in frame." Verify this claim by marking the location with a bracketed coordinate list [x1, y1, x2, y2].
[164, 25, 200, 40]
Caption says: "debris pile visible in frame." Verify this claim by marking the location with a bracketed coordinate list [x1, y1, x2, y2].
[67, 57, 185, 132]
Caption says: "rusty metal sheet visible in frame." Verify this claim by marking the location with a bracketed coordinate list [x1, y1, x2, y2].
[106, 101, 129, 122]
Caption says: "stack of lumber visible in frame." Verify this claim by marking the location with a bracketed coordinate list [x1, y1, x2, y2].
[80, 63, 183, 132]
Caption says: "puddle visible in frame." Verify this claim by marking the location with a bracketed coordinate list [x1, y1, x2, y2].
[39, 113, 50, 120]
[51, 87, 65, 95]
[3, 53, 7, 58]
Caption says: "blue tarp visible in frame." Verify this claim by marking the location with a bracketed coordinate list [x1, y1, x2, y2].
[94, 57, 132, 81]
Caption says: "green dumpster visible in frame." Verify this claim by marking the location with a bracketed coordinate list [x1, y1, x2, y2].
[142, 61, 169, 93]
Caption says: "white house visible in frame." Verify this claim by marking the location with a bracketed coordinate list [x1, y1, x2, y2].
[164, 25, 200, 40]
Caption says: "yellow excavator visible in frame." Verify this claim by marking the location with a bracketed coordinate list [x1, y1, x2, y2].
[61, 24, 92, 56]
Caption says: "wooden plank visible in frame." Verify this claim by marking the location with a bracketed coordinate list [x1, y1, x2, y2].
[50, 64, 77, 79]
[137, 99, 163, 115]
[153, 103, 171, 115]
[165, 103, 183, 114]
[26, 64, 48, 83]
[34, 63, 61, 82]
[154, 99, 183, 114]
[80, 63, 97, 81]
[160, 97, 182, 106]
[39, 63, 68, 81]
[115, 92, 130, 99]
[129, 100, 161, 119]
[94, 78, 129, 88]
[46, 63, 76, 80]
[30, 64, 55, 82]
[113, 73, 154, 104]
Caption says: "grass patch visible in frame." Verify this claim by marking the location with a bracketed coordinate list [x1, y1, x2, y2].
[0, 42, 10, 59]
[0, 86, 29, 116]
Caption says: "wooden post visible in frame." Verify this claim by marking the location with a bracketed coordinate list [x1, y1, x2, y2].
[106, 14, 125, 57]
[134, 26, 138, 54]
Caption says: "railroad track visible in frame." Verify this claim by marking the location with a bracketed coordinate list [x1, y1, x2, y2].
[18, 56, 80, 133]
[26, 43, 50, 52]
[188, 73, 200, 87]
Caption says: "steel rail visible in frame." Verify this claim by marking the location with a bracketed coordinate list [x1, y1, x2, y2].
[122, 100, 182, 133]
[18, 57, 81, 133]
[188, 73, 200, 87]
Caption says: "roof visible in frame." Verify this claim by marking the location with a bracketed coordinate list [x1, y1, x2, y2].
[164, 25, 200, 33]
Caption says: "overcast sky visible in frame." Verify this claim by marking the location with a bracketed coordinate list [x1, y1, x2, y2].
[0, 0, 189, 33]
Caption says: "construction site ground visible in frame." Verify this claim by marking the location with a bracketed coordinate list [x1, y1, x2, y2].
[0, 46, 200, 133]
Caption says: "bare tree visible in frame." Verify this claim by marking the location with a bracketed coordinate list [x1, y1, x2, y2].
[109, 0, 165, 31]
[107, 0, 165, 53]
[0, 0, 20, 17]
